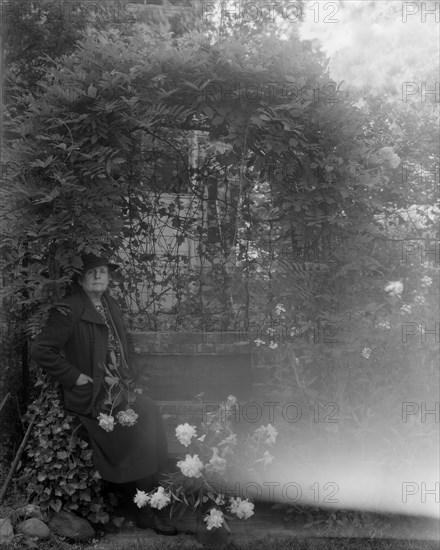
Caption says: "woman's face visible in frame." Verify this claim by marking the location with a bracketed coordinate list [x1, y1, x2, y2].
[79, 265, 109, 296]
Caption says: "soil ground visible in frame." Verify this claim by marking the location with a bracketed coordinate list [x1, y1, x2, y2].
[85, 503, 440, 550]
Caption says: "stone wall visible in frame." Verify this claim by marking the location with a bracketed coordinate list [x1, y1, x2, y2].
[128, 331, 255, 455]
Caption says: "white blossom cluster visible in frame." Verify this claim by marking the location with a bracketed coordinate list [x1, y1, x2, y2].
[175, 423, 197, 447]
[176, 454, 204, 478]
[255, 450, 275, 466]
[253, 423, 278, 446]
[205, 447, 227, 475]
[204, 508, 225, 530]
[117, 408, 139, 426]
[421, 275, 433, 287]
[203, 497, 255, 530]
[275, 303, 286, 316]
[97, 408, 139, 432]
[134, 486, 171, 510]
[384, 280, 403, 297]
[228, 497, 255, 519]
[361, 347, 372, 359]
[138, 402, 274, 533]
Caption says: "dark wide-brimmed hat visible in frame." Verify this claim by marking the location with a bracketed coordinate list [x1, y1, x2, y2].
[81, 253, 120, 273]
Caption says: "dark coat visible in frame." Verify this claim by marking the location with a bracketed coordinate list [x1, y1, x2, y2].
[31, 288, 129, 416]
[31, 289, 168, 483]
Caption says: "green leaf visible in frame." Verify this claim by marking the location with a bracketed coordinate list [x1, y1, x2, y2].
[87, 84, 97, 98]
[203, 106, 214, 118]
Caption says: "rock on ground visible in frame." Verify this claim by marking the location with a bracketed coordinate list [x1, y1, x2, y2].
[0, 517, 14, 545]
[50, 510, 95, 541]
[16, 517, 51, 539]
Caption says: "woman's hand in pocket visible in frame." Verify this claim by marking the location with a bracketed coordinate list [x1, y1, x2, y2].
[75, 373, 93, 386]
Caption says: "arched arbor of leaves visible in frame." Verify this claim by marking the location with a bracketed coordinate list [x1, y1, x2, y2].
[3, 27, 384, 338]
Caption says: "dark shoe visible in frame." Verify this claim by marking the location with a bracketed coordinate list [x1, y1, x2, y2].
[136, 508, 177, 535]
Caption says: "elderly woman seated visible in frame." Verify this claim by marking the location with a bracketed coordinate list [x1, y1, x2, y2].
[31, 253, 177, 535]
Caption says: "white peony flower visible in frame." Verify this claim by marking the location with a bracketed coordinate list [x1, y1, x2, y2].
[254, 338, 265, 346]
[205, 447, 227, 475]
[254, 423, 278, 446]
[256, 450, 275, 467]
[275, 303, 286, 315]
[117, 408, 139, 427]
[226, 395, 238, 406]
[421, 276, 433, 287]
[400, 304, 412, 314]
[133, 490, 150, 508]
[98, 412, 115, 432]
[175, 423, 197, 447]
[177, 454, 204, 478]
[361, 347, 372, 359]
[228, 497, 254, 519]
[204, 508, 224, 530]
[414, 295, 425, 305]
[149, 486, 171, 510]
[269, 342, 278, 349]
[385, 281, 403, 297]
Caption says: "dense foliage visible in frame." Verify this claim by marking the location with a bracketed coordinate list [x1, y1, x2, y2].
[17, 378, 115, 524]
[5, 19, 436, 330]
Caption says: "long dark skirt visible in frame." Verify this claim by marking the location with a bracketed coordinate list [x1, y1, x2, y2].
[77, 396, 168, 484]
